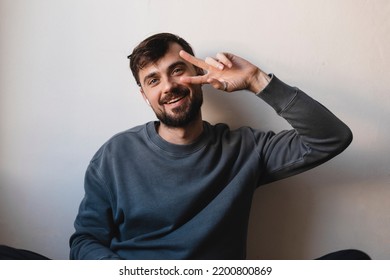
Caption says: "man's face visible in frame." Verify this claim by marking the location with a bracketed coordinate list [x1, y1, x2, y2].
[138, 43, 203, 127]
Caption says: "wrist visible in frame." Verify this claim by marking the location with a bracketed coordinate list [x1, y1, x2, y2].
[248, 69, 271, 94]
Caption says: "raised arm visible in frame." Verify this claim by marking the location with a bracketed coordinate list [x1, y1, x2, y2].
[180, 50, 352, 185]
[254, 75, 353, 185]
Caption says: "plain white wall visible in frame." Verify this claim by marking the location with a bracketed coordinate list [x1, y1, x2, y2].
[0, 0, 389, 259]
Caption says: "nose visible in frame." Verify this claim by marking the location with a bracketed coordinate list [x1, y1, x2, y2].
[162, 76, 179, 94]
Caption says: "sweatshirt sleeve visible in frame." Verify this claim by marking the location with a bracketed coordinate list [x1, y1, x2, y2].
[254, 75, 353, 185]
[69, 163, 122, 260]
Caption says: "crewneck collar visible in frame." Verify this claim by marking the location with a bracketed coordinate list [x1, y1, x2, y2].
[146, 121, 210, 156]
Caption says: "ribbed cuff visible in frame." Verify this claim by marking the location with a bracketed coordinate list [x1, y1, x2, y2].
[256, 74, 299, 114]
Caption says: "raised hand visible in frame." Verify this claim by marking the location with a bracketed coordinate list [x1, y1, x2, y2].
[179, 50, 270, 94]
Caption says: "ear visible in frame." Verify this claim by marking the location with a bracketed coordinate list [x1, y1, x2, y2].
[140, 87, 151, 106]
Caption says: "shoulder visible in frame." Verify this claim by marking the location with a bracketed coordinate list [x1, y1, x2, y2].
[90, 123, 149, 163]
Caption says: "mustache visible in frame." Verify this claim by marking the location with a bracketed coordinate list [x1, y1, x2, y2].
[159, 85, 190, 105]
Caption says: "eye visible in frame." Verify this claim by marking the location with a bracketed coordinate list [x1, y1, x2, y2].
[172, 67, 184, 75]
[148, 78, 159, 86]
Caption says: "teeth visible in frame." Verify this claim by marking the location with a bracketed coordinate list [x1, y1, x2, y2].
[166, 96, 183, 104]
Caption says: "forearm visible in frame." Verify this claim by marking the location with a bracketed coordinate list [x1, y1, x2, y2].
[260, 75, 352, 148]
[70, 233, 122, 260]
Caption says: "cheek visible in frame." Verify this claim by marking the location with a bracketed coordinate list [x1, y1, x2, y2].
[142, 88, 159, 103]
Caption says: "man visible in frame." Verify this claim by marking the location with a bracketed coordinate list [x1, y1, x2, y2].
[69, 33, 353, 260]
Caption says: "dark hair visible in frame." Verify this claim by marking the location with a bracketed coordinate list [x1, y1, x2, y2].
[128, 33, 195, 86]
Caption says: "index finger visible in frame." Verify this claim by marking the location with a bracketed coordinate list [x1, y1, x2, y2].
[179, 50, 209, 71]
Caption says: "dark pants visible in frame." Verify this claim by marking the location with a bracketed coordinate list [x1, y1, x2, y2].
[0, 245, 370, 260]
[0, 245, 50, 260]
[315, 249, 371, 260]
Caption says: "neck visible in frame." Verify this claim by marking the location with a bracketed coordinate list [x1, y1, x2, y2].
[157, 115, 204, 145]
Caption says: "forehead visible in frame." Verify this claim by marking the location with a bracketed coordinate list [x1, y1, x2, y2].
[138, 43, 192, 81]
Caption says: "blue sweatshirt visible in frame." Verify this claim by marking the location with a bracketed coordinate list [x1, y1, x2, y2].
[69, 75, 352, 259]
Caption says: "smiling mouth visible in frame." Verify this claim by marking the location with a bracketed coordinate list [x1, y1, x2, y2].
[165, 96, 186, 104]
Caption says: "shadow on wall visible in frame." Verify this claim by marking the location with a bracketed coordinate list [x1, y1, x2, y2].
[247, 176, 325, 260]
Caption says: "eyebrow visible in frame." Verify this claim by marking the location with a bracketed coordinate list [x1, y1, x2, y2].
[142, 61, 188, 86]
[167, 61, 187, 72]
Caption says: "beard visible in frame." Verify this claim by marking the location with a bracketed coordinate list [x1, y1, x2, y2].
[154, 84, 203, 128]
